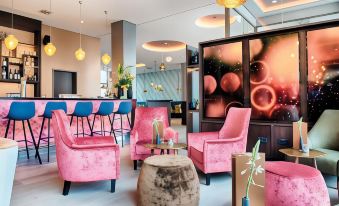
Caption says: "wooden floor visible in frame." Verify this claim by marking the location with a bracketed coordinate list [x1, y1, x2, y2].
[9, 124, 339, 206]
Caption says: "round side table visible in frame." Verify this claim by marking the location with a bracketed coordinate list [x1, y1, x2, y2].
[137, 155, 199, 206]
[279, 148, 326, 169]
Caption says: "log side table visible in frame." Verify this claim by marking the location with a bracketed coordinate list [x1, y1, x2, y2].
[279, 148, 326, 169]
[137, 155, 199, 206]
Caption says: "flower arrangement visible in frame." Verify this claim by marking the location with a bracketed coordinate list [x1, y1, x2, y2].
[114, 64, 135, 89]
[241, 139, 264, 206]
[152, 119, 161, 145]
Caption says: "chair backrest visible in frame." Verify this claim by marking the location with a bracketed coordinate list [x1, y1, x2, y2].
[8, 101, 35, 120]
[43, 102, 67, 118]
[73, 102, 93, 117]
[308, 110, 339, 150]
[219, 107, 252, 139]
[52, 110, 75, 148]
[116, 101, 132, 114]
[132, 107, 169, 142]
[97, 101, 114, 116]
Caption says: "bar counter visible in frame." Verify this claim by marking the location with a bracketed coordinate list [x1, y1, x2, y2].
[0, 97, 135, 147]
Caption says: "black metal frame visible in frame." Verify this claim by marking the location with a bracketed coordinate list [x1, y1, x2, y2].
[91, 114, 117, 143]
[4, 119, 42, 164]
[36, 117, 52, 162]
[111, 113, 131, 147]
[69, 115, 92, 137]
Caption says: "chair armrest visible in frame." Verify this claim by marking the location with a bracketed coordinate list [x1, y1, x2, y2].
[204, 136, 243, 144]
[71, 143, 119, 150]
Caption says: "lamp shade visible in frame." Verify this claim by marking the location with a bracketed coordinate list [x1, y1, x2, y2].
[4, 34, 18, 50]
[216, 0, 246, 8]
[159, 63, 166, 71]
[75, 48, 86, 61]
[101, 53, 111, 65]
[44, 42, 56, 56]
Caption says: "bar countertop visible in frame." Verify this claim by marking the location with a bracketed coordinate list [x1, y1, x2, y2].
[0, 97, 131, 101]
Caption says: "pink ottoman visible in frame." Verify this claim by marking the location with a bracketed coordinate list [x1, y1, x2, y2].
[265, 161, 330, 206]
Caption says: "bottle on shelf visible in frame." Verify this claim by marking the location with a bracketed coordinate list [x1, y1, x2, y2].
[14, 69, 18, 80]
[2, 69, 6, 79]
[9, 69, 13, 80]
[2, 58, 8, 79]
[17, 70, 21, 79]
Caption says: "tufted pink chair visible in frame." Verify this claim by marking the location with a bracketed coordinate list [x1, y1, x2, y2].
[130, 107, 179, 170]
[188, 107, 251, 185]
[52, 110, 120, 196]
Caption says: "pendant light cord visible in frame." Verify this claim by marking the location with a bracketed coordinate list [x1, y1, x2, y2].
[49, 0, 52, 37]
[11, 0, 14, 29]
[105, 11, 108, 34]
[79, 1, 82, 48]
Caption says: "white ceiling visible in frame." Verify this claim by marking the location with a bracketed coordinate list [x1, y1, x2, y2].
[0, 0, 338, 71]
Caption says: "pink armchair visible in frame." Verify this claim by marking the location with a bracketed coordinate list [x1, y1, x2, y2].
[51, 110, 120, 195]
[188, 107, 251, 185]
[130, 107, 179, 170]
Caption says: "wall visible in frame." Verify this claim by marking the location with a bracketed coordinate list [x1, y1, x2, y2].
[136, 69, 183, 101]
[41, 25, 101, 98]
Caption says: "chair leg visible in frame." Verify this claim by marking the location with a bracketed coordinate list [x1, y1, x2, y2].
[111, 179, 116, 193]
[76, 117, 79, 137]
[108, 115, 118, 144]
[4, 119, 10, 138]
[134, 160, 137, 170]
[36, 117, 45, 158]
[86, 117, 92, 136]
[22, 121, 30, 159]
[126, 114, 131, 129]
[81, 117, 85, 137]
[120, 114, 124, 147]
[91, 114, 96, 136]
[47, 118, 50, 162]
[102, 116, 105, 136]
[12, 120, 15, 140]
[70, 115, 73, 126]
[206, 173, 211, 186]
[62, 181, 71, 196]
[27, 120, 42, 165]
[100, 115, 103, 136]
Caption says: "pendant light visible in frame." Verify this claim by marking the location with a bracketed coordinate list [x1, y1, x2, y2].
[159, 53, 166, 71]
[44, 0, 56, 56]
[5, 0, 19, 51]
[216, 0, 246, 8]
[101, 11, 111, 65]
[75, 1, 85, 61]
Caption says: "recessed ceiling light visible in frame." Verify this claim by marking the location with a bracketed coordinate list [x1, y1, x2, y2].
[81, 20, 84, 24]
[195, 14, 237, 28]
[165, 56, 173, 63]
[142, 40, 186, 52]
[272, 0, 278, 3]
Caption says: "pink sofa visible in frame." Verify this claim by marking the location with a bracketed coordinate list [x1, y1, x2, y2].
[52, 110, 120, 195]
[266, 161, 330, 206]
[130, 107, 179, 170]
[188, 107, 251, 185]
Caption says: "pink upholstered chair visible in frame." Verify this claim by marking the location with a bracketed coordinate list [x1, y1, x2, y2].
[130, 107, 179, 170]
[188, 107, 251, 185]
[52, 110, 120, 196]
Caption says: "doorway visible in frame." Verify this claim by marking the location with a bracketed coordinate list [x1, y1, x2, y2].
[53, 70, 77, 98]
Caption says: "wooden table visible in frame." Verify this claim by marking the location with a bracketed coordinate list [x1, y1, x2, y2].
[144, 143, 187, 155]
[279, 148, 326, 169]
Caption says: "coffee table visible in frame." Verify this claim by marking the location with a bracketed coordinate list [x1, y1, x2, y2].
[144, 143, 187, 155]
[279, 148, 326, 169]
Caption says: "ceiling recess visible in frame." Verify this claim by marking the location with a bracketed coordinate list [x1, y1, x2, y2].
[142, 40, 186, 52]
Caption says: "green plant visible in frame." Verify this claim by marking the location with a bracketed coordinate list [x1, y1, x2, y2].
[241, 140, 264, 199]
[114, 64, 134, 88]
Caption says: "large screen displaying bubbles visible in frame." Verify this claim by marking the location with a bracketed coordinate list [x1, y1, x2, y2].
[249, 33, 300, 121]
[307, 26, 339, 121]
[203, 42, 243, 118]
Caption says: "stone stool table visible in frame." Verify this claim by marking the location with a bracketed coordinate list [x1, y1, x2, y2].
[0, 138, 18, 206]
[137, 155, 199, 206]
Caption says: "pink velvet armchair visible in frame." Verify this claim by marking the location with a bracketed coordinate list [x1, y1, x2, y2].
[52, 110, 120, 195]
[130, 107, 179, 170]
[188, 107, 251, 185]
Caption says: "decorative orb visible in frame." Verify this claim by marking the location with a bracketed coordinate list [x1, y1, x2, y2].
[101, 53, 111, 65]
[44, 42, 56, 56]
[220, 72, 241, 93]
[204, 75, 217, 95]
[5, 34, 19, 50]
[75, 48, 86, 61]
[216, 0, 246, 8]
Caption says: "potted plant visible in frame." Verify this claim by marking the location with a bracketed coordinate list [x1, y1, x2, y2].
[241, 140, 264, 206]
[114, 64, 135, 99]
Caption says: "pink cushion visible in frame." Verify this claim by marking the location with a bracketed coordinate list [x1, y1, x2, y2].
[266, 161, 320, 179]
[190, 146, 203, 164]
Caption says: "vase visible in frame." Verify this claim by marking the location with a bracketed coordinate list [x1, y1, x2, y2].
[156, 134, 161, 145]
[127, 87, 132, 99]
[117, 86, 124, 98]
[242, 197, 250, 206]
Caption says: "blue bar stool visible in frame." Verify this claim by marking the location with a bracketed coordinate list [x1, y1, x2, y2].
[4, 102, 42, 164]
[112, 101, 132, 147]
[91, 101, 117, 142]
[70, 102, 93, 137]
[36, 102, 67, 162]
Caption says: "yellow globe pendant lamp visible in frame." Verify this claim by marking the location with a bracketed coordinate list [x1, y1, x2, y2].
[5, 34, 18, 50]
[44, 0, 56, 56]
[75, 48, 86, 61]
[101, 53, 111, 65]
[44, 42, 56, 56]
[75, 1, 85, 61]
[5, 0, 19, 51]
[216, 0, 246, 8]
